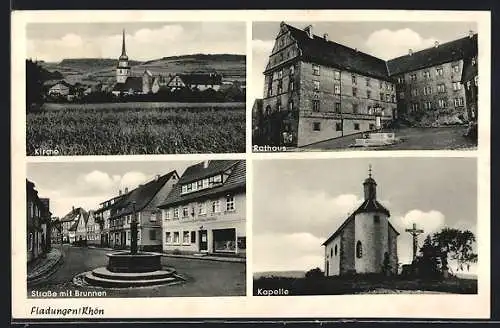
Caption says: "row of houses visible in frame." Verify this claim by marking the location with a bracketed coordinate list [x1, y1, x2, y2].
[53, 160, 247, 256]
[26, 180, 52, 263]
[253, 22, 479, 147]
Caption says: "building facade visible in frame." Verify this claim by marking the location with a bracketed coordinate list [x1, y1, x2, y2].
[159, 160, 246, 257]
[86, 211, 102, 246]
[461, 54, 478, 121]
[94, 193, 125, 247]
[108, 171, 179, 252]
[255, 22, 478, 148]
[322, 168, 399, 276]
[26, 180, 51, 263]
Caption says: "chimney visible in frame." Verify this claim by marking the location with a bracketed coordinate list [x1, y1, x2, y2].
[408, 49, 413, 56]
[469, 30, 474, 38]
[354, 48, 358, 52]
[304, 25, 313, 39]
[124, 187, 128, 193]
[323, 33, 329, 41]
[155, 174, 160, 181]
[203, 160, 210, 169]
[434, 41, 439, 48]
[72, 206, 75, 212]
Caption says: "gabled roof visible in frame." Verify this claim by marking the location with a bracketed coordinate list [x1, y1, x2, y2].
[60, 207, 87, 223]
[113, 76, 143, 92]
[387, 34, 478, 76]
[110, 171, 177, 218]
[177, 73, 223, 86]
[352, 199, 390, 217]
[159, 160, 246, 208]
[280, 23, 390, 81]
[48, 80, 73, 88]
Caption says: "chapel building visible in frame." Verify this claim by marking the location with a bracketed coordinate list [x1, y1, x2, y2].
[322, 168, 399, 276]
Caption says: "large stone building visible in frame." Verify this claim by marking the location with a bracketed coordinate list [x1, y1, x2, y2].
[159, 160, 246, 256]
[108, 171, 179, 252]
[255, 22, 478, 148]
[322, 168, 399, 276]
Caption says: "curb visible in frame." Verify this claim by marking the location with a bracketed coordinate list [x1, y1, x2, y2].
[27, 251, 64, 287]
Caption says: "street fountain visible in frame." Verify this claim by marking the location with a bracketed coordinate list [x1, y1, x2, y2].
[76, 201, 184, 288]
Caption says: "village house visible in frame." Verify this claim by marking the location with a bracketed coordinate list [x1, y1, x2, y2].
[47, 80, 72, 97]
[50, 218, 62, 245]
[159, 160, 246, 257]
[86, 211, 102, 246]
[108, 171, 179, 252]
[322, 167, 399, 276]
[94, 193, 126, 247]
[26, 180, 52, 263]
[61, 207, 88, 244]
[164, 73, 223, 92]
[257, 22, 478, 147]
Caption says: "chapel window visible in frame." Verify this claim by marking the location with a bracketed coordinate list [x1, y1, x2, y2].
[356, 240, 363, 258]
[334, 245, 338, 256]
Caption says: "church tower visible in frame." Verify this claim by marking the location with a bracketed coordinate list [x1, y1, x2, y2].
[116, 29, 130, 84]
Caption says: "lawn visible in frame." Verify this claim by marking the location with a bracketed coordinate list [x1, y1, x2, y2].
[26, 105, 246, 155]
[300, 126, 477, 151]
[253, 275, 477, 295]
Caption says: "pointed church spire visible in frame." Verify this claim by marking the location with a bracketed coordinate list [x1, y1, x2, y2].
[363, 164, 377, 200]
[119, 29, 128, 60]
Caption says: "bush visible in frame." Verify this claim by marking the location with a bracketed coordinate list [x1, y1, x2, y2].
[305, 267, 324, 279]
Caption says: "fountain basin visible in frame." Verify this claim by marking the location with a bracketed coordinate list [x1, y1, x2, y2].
[81, 266, 183, 288]
[106, 252, 162, 273]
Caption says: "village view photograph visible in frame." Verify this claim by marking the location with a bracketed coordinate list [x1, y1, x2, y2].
[253, 158, 478, 295]
[252, 21, 479, 152]
[26, 22, 246, 155]
[26, 159, 246, 297]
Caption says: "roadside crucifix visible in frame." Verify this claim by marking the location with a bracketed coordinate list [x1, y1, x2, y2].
[405, 222, 424, 261]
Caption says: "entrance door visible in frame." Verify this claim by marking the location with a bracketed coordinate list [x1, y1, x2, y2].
[199, 230, 208, 252]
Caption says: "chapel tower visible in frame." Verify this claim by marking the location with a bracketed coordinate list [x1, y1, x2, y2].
[116, 29, 131, 84]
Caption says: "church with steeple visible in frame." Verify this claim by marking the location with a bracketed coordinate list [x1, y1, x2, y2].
[116, 29, 131, 84]
[322, 166, 399, 276]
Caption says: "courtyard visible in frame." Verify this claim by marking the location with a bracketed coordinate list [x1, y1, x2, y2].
[28, 244, 246, 298]
[300, 125, 477, 151]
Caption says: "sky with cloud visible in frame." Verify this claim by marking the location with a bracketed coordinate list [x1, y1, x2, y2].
[253, 158, 477, 273]
[27, 160, 202, 219]
[26, 22, 246, 62]
[251, 21, 477, 102]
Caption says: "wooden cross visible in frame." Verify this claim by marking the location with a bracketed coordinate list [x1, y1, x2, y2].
[405, 222, 424, 261]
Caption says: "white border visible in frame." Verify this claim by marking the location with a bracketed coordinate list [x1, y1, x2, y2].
[12, 10, 491, 320]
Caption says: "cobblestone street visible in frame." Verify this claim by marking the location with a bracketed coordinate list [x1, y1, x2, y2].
[28, 244, 246, 298]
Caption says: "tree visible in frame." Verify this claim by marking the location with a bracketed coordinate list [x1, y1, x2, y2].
[26, 59, 45, 111]
[432, 228, 477, 274]
[305, 267, 324, 279]
[415, 235, 442, 280]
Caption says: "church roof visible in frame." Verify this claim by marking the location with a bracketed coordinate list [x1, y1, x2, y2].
[112, 77, 142, 92]
[352, 199, 390, 217]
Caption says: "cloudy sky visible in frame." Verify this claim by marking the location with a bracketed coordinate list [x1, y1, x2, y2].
[252, 21, 477, 101]
[253, 157, 477, 274]
[26, 22, 246, 62]
[27, 160, 202, 218]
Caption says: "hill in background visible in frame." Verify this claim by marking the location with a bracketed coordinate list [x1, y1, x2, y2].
[40, 54, 246, 86]
[253, 271, 306, 279]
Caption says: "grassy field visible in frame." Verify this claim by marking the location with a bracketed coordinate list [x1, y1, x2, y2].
[27, 105, 245, 155]
[41, 102, 245, 111]
[253, 275, 477, 295]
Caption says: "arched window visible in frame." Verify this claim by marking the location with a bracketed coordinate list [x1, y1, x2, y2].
[334, 245, 338, 256]
[330, 248, 333, 257]
[356, 240, 363, 258]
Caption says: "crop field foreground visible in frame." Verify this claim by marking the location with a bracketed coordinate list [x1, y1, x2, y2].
[27, 105, 245, 155]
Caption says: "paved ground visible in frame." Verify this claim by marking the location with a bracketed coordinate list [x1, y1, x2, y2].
[28, 245, 246, 298]
[300, 126, 477, 151]
[27, 248, 62, 281]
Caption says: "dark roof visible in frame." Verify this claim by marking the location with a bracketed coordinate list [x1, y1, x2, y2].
[113, 76, 143, 92]
[322, 199, 393, 246]
[159, 160, 245, 208]
[177, 73, 223, 86]
[48, 80, 73, 88]
[60, 207, 87, 223]
[387, 34, 478, 76]
[281, 23, 390, 80]
[110, 171, 177, 218]
[95, 194, 127, 214]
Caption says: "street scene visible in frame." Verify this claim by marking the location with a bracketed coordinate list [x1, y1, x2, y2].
[27, 159, 247, 297]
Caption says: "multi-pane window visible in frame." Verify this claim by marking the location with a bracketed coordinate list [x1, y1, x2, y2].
[313, 80, 320, 91]
[437, 84, 446, 93]
[312, 99, 320, 112]
[352, 103, 359, 114]
[453, 65, 460, 73]
[365, 78, 370, 87]
[410, 74, 417, 81]
[352, 87, 357, 97]
[312, 64, 320, 76]
[352, 74, 357, 85]
[182, 207, 189, 218]
[313, 122, 321, 131]
[212, 200, 220, 213]
[334, 71, 340, 80]
[423, 86, 432, 95]
[198, 202, 206, 215]
[454, 97, 464, 107]
[452, 82, 462, 91]
[391, 95, 396, 103]
[438, 99, 446, 108]
[397, 77, 404, 84]
[424, 101, 432, 110]
[423, 71, 430, 79]
[411, 103, 419, 111]
[183, 231, 190, 244]
[165, 232, 172, 243]
[173, 232, 180, 244]
[436, 67, 444, 76]
[226, 195, 235, 211]
[334, 85, 340, 95]
[354, 123, 360, 130]
[289, 79, 294, 91]
[277, 80, 283, 94]
[334, 102, 341, 113]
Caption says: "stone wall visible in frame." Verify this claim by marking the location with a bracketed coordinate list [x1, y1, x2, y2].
[339, 218, 355, 275]
[324, 234, 341, 276]
[354, 212, 389, 274]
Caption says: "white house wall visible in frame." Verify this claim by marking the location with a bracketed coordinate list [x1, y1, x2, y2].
[354, 212, 389, 273]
